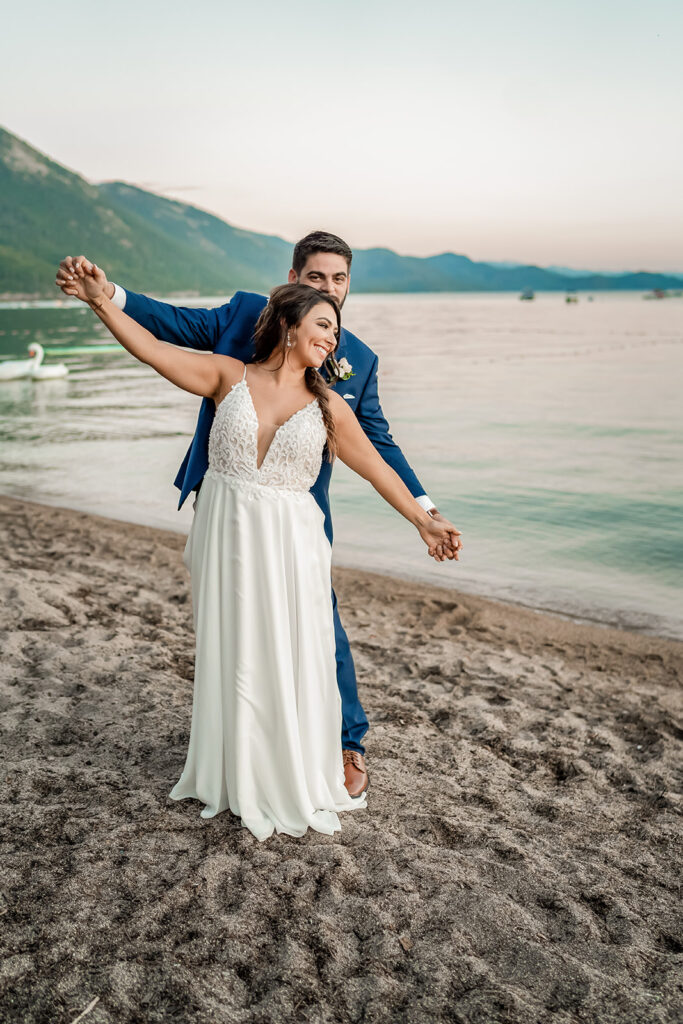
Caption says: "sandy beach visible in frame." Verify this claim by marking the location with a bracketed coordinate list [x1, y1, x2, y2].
[1, 493, 681, 1024]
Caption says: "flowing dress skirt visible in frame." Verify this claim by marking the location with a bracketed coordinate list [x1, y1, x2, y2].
[169, 471, 367, 840]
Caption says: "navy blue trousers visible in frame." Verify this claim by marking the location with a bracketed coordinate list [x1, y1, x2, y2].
[332, 586, 368, 754]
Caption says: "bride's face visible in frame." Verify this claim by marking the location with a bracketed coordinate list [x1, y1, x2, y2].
[292, 303, 339, 368]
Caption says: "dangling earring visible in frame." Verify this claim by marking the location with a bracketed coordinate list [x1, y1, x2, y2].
[286, 330, 292, 348]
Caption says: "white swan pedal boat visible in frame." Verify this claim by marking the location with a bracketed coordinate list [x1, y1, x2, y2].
[0, 343, 68, 381]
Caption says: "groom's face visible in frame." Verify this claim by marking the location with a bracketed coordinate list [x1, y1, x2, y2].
[288, 253, 350, 308]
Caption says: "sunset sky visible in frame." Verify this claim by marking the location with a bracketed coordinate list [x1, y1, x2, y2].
[3, 0, 682, 271]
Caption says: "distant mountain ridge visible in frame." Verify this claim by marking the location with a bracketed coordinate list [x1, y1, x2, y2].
[2, 125, 682, 298]
[487, 262, 632, 278]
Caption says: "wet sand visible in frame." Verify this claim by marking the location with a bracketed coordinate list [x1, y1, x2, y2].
[0, 495, 681, 1023]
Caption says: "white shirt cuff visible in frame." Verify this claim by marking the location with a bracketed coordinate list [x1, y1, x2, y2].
[111, 283, 126, 309]
[416, 494, 436, 512]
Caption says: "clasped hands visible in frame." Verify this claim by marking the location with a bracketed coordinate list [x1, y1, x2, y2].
[56, 255, 108, 304]
[420, 511, 462, 563]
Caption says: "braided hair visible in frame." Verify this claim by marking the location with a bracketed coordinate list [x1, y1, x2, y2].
[252, 284, 341, 459]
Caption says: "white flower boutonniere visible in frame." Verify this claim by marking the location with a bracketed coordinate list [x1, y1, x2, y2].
[325, 355, 355, 384]
[337, 357, 354, 380]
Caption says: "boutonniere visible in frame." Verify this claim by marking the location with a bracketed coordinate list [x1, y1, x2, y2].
[324, 355, 355, 385]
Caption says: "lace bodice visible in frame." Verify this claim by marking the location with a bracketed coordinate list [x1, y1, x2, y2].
[206, 376, 327, 495]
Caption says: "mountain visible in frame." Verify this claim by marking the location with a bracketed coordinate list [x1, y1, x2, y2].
[2, 125, 682, 298]
[0, 127, 292, 297]
[545, 265, 646, 278]
[489, 262, 625, 277]
[97, 182, 293, 291]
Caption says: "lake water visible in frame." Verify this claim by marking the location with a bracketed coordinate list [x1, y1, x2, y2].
[1, 291, 681, 639]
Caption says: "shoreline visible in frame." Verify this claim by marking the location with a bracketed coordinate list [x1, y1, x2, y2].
[2, 489, 680, 644]
[3, 490, 680, 689]
[1, 492, 681, 1022]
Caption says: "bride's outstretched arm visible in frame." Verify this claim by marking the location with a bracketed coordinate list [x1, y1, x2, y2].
[329, 392, 462, 561]
[63, 264, 238, 400]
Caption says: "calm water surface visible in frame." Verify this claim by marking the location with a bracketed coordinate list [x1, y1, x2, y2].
[1, 292, 681, 638]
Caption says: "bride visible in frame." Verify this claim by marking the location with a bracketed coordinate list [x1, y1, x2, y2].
[63, 264, 457, 840]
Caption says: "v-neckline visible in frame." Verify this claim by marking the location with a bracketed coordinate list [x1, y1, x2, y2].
[242, 374, 317, 472]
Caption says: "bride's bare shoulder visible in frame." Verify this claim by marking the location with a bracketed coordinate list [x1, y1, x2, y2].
[327, 389, 356, 424]
[212, 356, 246, 406]
[214, 355, 245, 387]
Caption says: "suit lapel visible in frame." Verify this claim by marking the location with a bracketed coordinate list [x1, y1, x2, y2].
[323, 331, 348, 387]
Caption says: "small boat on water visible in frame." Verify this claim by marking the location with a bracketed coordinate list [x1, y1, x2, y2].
[0, 342, 69, 381]
[28, 343, 68, 379]
[643, 288, 682, 299]
[519, 289, 535, 301]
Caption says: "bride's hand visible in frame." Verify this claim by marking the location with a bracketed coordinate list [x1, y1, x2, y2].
[417, 514, 462, 562]
[59, 262, 108, 306]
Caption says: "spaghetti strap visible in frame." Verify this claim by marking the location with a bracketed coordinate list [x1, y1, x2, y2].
[241, 362, 248, 381]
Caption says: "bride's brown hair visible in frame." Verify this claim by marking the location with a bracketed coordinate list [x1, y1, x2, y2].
[252, 284, 341, 459]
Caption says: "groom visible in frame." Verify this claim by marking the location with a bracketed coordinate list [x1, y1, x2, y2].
[56, 231, 461, 798]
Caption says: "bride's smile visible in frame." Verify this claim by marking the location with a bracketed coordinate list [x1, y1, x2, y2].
[287, 304, 339, 369]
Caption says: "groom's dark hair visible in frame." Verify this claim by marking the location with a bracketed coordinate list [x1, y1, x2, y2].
[292, 231, 353, 275]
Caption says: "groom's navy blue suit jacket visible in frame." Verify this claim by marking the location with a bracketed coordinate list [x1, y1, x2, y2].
[122, 289, 426, 545]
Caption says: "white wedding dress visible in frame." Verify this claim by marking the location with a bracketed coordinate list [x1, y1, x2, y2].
[169, 365, 367, 840]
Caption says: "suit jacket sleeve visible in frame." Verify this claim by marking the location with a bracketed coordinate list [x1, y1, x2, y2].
[121, 289, 228, 351]
[355, 355, 427, 499]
